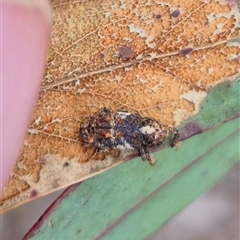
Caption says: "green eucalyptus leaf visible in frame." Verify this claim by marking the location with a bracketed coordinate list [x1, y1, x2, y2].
[26, 114, 239, 239]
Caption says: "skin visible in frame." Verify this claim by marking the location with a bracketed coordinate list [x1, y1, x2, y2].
[1, 0, 51, 196]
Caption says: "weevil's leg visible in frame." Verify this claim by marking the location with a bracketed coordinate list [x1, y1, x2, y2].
[138, 146, 147, 161]
[139, 146, 155, 166]
[93, 140, 103, 152]
[89, 148, 98, 160]
[98, 107, 112, 121]
[168, 127, 180, 147]
[101, 107, 111, 113]
[94, 137, 114, 152]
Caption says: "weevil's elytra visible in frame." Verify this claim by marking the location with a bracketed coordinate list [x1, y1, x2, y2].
[80, 107, 179, 166]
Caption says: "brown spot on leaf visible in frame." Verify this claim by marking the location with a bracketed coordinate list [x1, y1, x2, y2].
[118, 46, 135, 59]
[179, 48, 193, 55]
[171, 9, 180, 18]
[63, 162, 70, 167]
[30, 190, 38, 198]
[99, 53, 105, 58]
[155, 13, 161, 20]
[184, 122, 203, 138]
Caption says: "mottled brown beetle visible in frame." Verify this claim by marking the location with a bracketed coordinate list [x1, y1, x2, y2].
[80, 107, 179, 166]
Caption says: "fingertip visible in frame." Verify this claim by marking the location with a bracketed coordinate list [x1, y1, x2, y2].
[1, 0, 51, 195]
